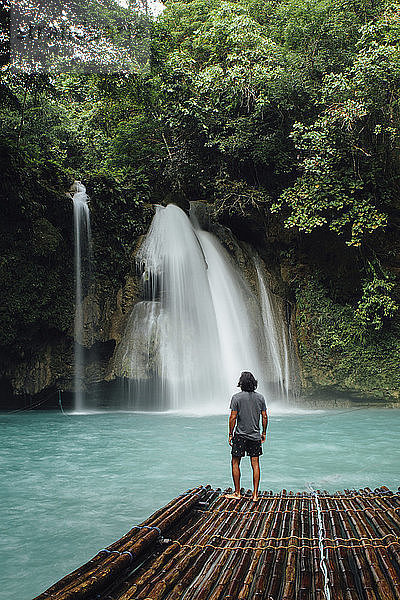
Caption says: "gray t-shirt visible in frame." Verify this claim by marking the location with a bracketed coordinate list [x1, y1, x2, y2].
[230, 391, 267, 441]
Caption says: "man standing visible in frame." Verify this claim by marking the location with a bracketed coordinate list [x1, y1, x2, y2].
[225, 371, 268, 502]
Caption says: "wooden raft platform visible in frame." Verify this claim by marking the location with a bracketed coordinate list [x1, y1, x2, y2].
[34, 486, 400, 600]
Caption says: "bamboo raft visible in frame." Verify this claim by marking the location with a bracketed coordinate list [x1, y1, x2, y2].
[34, 485, 400, 600]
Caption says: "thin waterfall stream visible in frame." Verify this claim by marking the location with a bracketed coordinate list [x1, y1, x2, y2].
[72, 181, 92, 412]
[254, 255, 295, 399]
[114, 204, 296, 411]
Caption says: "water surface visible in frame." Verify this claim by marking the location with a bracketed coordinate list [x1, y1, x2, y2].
[1, 408, 399, 600]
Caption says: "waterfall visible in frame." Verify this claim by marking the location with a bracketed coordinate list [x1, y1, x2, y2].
[72, 181, 91, 412]
[253, 256, 296, 399]
[133, 204, 225, 410]
[115, 204, 296, 411]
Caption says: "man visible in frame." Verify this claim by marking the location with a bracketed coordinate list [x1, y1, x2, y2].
[225, 371, 268, 502]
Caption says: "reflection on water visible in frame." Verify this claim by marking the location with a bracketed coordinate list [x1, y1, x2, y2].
[1, 408, 399, 600]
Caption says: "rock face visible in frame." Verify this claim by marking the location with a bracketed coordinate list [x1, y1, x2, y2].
[298, 356, 400, 406]
[293, 278, 400, 406]
[4, 336, 72, 397]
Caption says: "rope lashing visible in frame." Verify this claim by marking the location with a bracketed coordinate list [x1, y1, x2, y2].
[132, 525, 162, 534]
[212, 532, 400, 544]
[216, 493, 400, 500]
[207, 505, 400, 516]
[168, 538, 400, 552]
[310, 486, 331, 600]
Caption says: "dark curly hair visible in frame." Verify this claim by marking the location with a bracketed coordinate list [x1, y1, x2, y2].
[237, 371, 258, 392]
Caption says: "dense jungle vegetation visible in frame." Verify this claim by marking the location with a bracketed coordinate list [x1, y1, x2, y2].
[1, 0, 400, 399]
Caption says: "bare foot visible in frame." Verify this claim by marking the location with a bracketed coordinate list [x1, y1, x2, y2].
[224, 493, 241, 499]
[252, 495, 259, 502]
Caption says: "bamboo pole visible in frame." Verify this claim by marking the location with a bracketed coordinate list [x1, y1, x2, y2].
[264, 491, 294, 599]
[332, 494, 379, 600]
[363, 488, 400, 542]
[349, 490, 400, 600]
[32, 487, 208, 600]
[139, 546, 203, 600]
[298, 494, 312, 600]
[195, 493, 265, 598]
[236, 495, 281, 600]
[134, 492, 248, 600]
[117, 494, 228, 600]
[325, 495, 360, 600]
[280, 493, 301, 600]
[181, 495, 258, 600]
[132, 497, 232, 600]
[177, 494, 253, 599]
[252, 491, 287, 598]
[177, 496, 247, 600]
[352, 488, 400, 595]
[206, 494, 270, 600]
[166, 549, 212, 600]
[342, 490, 394, 600]
[319, 494, 344, 600]
[117, 541, 181, 600]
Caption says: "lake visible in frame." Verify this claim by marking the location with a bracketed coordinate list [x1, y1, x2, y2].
[1, 407, 399, 599]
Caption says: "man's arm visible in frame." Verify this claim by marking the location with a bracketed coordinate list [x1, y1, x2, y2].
[228, 410, 237, 446]
[261, 410, 268, 443]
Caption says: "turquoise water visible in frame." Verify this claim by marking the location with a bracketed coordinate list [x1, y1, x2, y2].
[1, 408, 399, 600]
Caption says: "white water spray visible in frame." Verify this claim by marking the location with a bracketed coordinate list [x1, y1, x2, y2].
[115, 204, 296, 411]
[72, 182, 91, 412]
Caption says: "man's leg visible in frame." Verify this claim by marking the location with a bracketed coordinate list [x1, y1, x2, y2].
[250, 455, 260, 501]
[231, 456, 241, 497]
[225, 436, 243, 499]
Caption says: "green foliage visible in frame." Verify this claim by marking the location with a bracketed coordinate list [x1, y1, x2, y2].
[0, 70, 153, 347]
[1, 0, 400, 378]
[268, 0, 380, 73]
[355, 265, 399, 330]
[273, 4, 400, 246]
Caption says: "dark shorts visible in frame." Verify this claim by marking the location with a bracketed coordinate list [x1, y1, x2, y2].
[231, 434, 262, 458]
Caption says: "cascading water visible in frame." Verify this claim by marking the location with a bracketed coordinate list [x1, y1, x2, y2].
[254, 256, 296, 398]
[72, 181, 92, 412]
[116, 204, 225, 410]
[195, 230, 264, 393]
[115, 204, 296, 411]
